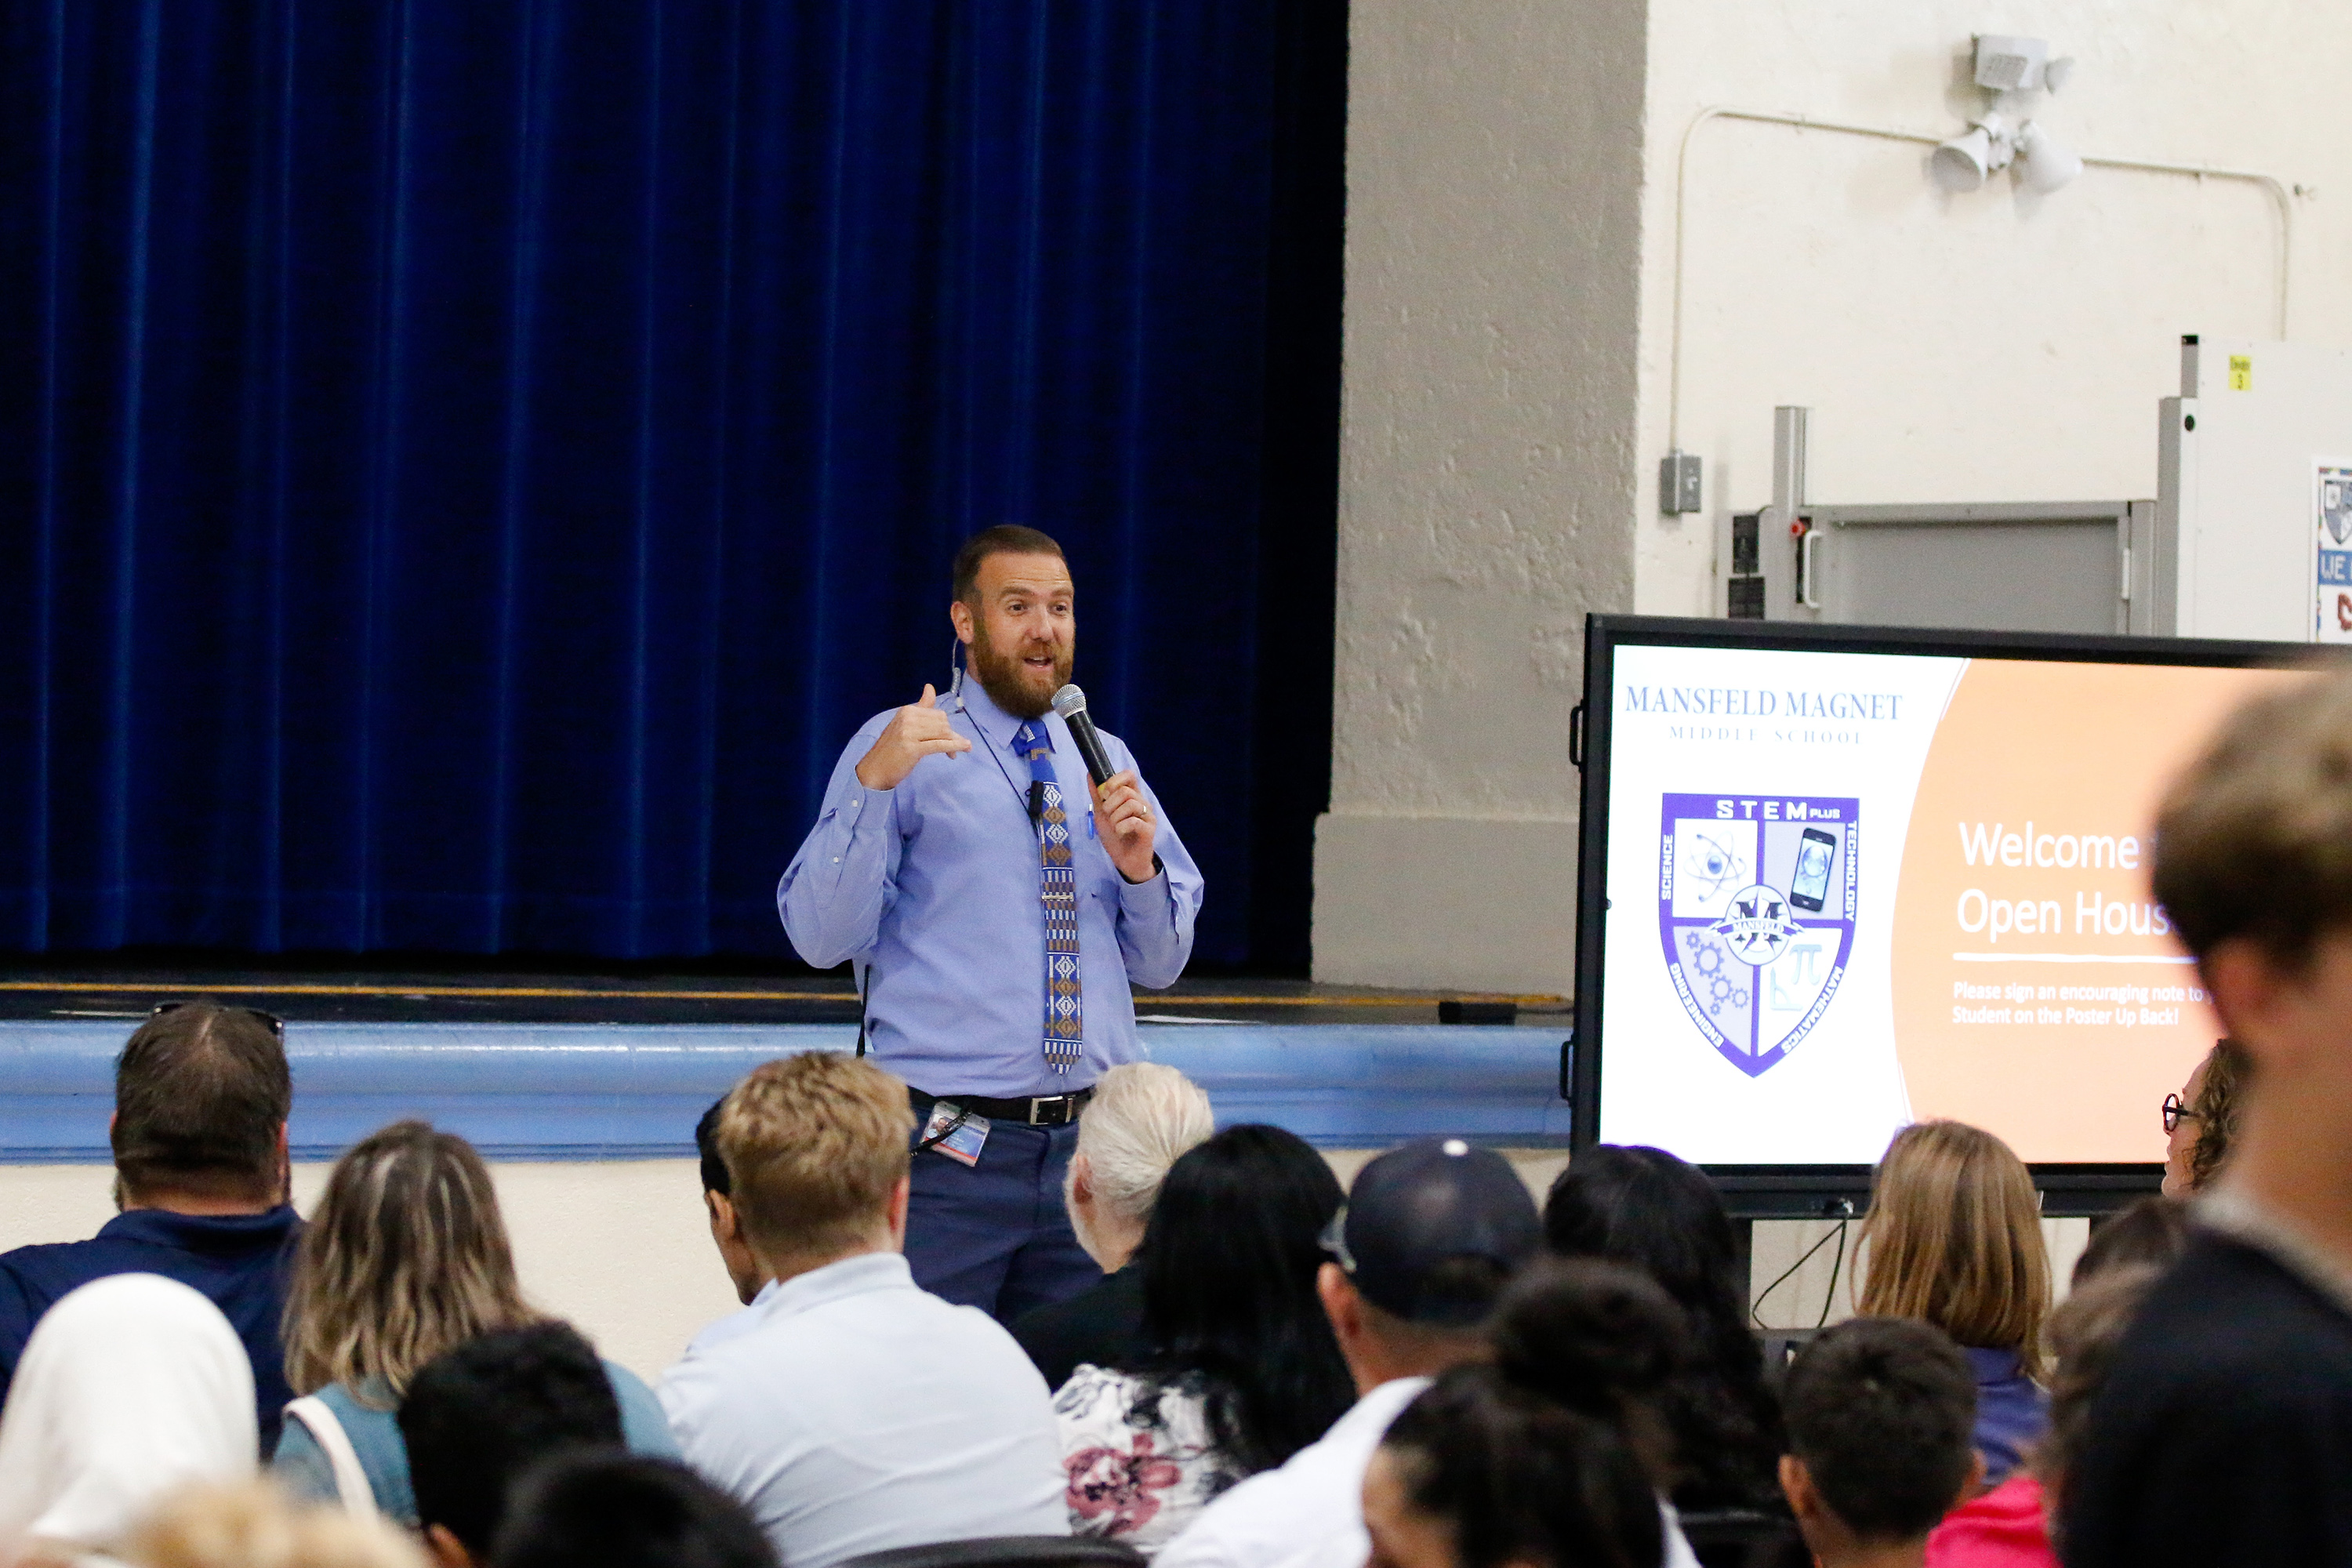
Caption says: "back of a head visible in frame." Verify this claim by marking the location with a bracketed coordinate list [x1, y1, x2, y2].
[1857, 1120, 2049, 1367]
[0, 1275, 258, 1554]
[2153, 667, 2352, 970]
[2187, 1037, 2252, 1192]
[1486, 1256, 1686, 1487]
[398, 1322, 623, 1558]
[2040, 1264, 2165, 1497]
[1783, 1317, 1977, 1541]
[1378, 1366, 1664, 1568]
[1134, 1124, 1352, 1471]
[1076, 1062, 1214, 1229]
[283, 1121, 531, 1401]
[1541, 1145, 1776, 1495]
[717, 1052, 916, 1265]
[1339, 1138, 1543, 1337]
[1544, 1146, 1742, 1324]
[2070, 1195, 2190, 1290]
[113, 1004, 291, 1205]
[125, 1480, 429, 1568]
[492, 1454, 775, 1568]
[695, 1098, 730, 1199]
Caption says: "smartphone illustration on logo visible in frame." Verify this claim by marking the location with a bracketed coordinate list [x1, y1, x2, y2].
[1788, 826, 1837, 913]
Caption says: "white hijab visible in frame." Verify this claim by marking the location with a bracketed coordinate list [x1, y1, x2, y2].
[0, 1273, 257, 1555]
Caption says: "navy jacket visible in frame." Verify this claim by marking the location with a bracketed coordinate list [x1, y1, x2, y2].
[0, 1207, 303, 1454]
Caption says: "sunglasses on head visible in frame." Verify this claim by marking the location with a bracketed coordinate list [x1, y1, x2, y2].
[150, 1000, 285, 1040]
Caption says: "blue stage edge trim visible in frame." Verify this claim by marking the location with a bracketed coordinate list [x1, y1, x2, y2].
[0, 1021, 1573, 1162]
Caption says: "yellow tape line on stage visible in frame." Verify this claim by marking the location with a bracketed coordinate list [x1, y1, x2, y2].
[0, 979, 1561, 1007]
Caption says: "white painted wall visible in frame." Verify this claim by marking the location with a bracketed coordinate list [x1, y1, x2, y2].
[1638, 0, 2352, 619]
[1322, 0, 2352, 989]
[1315, 0, 1649, 994]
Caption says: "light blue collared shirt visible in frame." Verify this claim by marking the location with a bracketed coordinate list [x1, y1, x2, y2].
[779, 677, 1203, 1098]
[681, 1276, 781, 1360]
[659, 1251, 1066, 1568]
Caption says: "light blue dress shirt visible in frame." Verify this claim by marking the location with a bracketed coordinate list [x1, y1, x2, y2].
[779, 676, 1203, 1098]
[659, 1251, 1068, 1568]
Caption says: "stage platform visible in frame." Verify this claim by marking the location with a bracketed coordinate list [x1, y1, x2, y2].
[0, 967, 1576, 1160]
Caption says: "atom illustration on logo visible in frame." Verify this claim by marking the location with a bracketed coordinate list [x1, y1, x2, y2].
[1712, 884, 1802, 964]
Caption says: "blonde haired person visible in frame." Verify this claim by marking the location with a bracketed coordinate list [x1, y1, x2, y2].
[125, 1481, 427, 1568]
[1013, 1062, 1214, 1388]
[659, 1051, 1065, 1568]
[1856, 1120, 2049, 1487]
[271, 1121, 676, 1522]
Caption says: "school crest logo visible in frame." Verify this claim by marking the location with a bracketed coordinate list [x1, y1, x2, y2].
[1657, 793, 1860, 1078]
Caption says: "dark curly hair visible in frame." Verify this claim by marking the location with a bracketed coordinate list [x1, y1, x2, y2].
[1543, 1145, 1784, 1510]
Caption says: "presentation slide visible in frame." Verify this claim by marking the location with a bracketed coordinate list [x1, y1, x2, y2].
[1594, 641, 2303, 1166]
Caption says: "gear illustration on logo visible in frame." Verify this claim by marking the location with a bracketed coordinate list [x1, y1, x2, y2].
[1681, 928, 1748, 1017]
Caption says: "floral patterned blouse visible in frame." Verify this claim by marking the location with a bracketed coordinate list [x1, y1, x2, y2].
[1054, 1363, 1247, 1555]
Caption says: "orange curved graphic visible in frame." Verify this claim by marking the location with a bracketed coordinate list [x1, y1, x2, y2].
[1889, 659, 2304, 1162]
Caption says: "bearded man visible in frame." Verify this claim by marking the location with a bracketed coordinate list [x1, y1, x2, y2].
[779, 525, 1203, 1319]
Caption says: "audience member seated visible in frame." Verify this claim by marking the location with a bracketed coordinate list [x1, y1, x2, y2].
[1055, 1124, 1354, 1553]
[1778, 1319, 1980, 1568]
[688, 1094, 774, 1354]
[659, 1051, 1065, 1568]
[122, 1480, 429, 1568]
[0, 1274, 257, 1564]
[1367, 1368, 1664, 1568]
[1153, 1138, 1541, 1568]
[2066, 1196, 2190, 1291]
[400, 1321, 626, 1568]
[274, 1120, 677, 1521]
[2061, 674, 2352, 1566]
[491, 1454, 776, 1568]
[1544, 1145, 1785, 1513]
[1855, 1121, 2049, 1486]
[2159, 1036, 2248, 1198]
[1485, 1258, 1704, 1568]
[0, 1003, 301, 1451]
[1926, 1262, 2167, 1568]
[1016, 1063, 1215, 1390]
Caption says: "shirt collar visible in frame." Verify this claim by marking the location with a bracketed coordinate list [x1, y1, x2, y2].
[2197, 1182, 2352, 1319]
[953, 671, 1055, 750]
[96, 1206, 301, 1255]
[757, 1250, 915, 1323]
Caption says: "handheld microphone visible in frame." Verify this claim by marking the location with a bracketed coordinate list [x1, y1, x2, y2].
[1051, 684, 1116, 787]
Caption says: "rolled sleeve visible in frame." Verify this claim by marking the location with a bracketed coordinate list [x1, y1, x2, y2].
[779, 734, 902, 969]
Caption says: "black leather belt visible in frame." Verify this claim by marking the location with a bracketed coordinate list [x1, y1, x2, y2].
[909, 1084, 1095, 1128]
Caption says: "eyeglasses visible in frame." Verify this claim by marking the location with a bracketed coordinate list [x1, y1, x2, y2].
[1318, 1207, 1357, 1274]
[149, 1000, 285, 1040]
[2162, 1092, 2201, 1134]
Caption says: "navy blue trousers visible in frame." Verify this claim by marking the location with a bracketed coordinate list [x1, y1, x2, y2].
[905, 1115, 1102, 1321]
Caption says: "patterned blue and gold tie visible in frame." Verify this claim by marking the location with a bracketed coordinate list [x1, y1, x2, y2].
[1014, 721, 1083, 1073]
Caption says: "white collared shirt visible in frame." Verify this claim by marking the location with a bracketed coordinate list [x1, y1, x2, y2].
[1153, 1374, 1704, 1568]
[659, 1251, 1066, 1568]
[681, 1276, 782, 1359]
[1153, 1377, 1429, 1568]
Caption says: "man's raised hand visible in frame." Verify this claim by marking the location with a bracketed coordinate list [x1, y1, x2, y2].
[854, 684, 973, 789]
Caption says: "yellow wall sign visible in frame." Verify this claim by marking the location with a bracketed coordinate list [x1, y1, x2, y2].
[2230, 354, 2253, 390]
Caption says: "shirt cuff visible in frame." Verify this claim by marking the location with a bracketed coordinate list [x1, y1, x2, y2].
[1116, 856, 1168, 901]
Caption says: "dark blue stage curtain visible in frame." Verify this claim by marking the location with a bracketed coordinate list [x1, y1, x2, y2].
[0, 1, 1342, 968]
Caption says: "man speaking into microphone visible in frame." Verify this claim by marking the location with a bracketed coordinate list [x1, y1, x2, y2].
[779, 525, 1203, 1319]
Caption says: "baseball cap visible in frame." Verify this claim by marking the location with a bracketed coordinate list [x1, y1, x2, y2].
[1322, 1137, 1542, 1327]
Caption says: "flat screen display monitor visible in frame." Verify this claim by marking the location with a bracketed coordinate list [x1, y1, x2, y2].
[1570, 615, 2318, 1212]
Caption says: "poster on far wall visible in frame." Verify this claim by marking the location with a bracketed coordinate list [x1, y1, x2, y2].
[2315, 459, 2352, 642]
